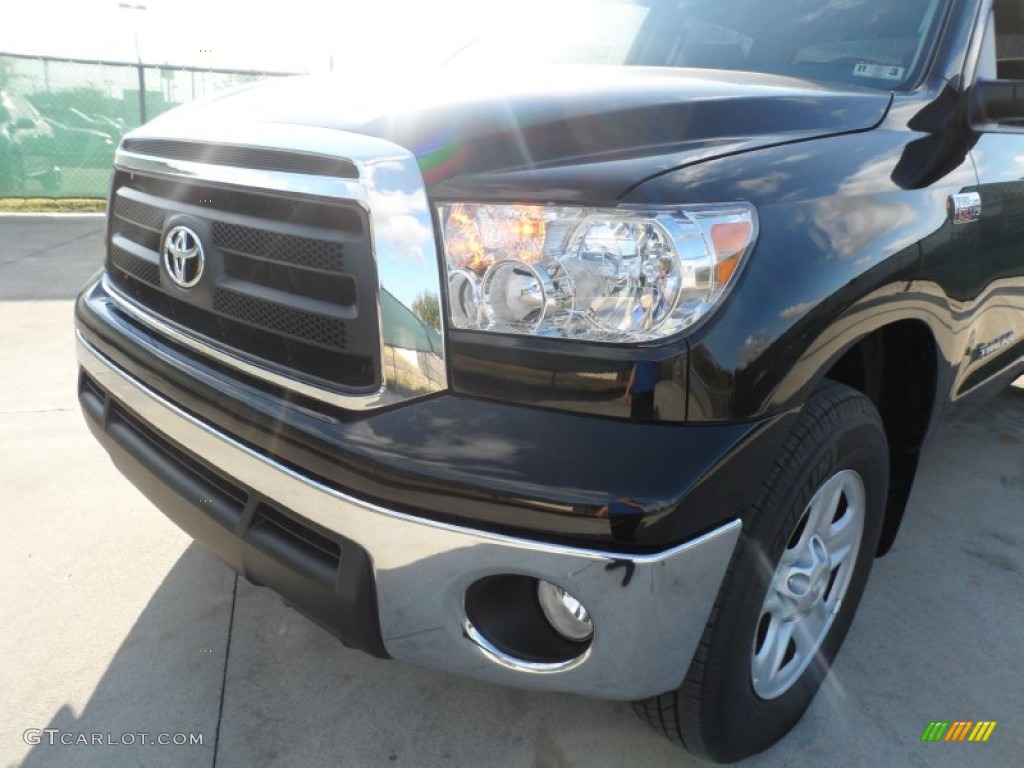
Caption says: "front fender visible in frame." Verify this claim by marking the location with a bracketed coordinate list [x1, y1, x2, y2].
[624, 125, 975, 421]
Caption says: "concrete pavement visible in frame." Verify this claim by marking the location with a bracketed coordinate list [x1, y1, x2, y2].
[1, 214, 1021, 767]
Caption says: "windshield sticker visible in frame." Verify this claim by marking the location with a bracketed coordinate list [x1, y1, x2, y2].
[853, 62, 905, 81]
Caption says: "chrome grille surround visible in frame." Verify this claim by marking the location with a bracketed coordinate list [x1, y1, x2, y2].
[108, 121, 447, 410]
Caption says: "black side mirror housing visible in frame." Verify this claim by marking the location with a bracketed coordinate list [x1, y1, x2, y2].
[970, 79, 1024, 128]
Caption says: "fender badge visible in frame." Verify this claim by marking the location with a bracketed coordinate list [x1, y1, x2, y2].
[948, 192, 982, 225]
[970, 331, 1015, 362]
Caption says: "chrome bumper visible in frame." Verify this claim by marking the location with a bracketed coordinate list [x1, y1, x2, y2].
[78, 333, 740, 700]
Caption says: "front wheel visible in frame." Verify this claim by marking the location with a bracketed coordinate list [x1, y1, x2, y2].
[636, 381, 889, 763]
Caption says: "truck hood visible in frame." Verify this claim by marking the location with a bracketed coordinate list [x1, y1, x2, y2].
[135, 68, 892, 203]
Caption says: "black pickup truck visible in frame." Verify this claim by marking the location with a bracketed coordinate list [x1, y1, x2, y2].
[75, 0, 1024, 761]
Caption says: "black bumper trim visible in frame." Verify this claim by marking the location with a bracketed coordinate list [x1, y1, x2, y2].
[79, 369, 389, 659]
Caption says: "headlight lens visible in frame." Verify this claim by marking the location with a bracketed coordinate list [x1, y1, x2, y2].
[437, 202, 757, 342]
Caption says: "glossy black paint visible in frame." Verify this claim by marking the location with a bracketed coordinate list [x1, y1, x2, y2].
[77, 0, 1024, 554]
[952, 132, 1024, 395]
[631, 120, 972, 419]
[158, 68, 891, 206]
[447, 329, 690, 421]
[77, 277, 794, 552]
[447, 0, 1020, 434]
[138, 14, 1023, 428]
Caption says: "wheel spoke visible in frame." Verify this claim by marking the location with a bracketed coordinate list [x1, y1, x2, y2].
[808, 476, 844, 538]
[753, 614, 794, 685]
[768, 620, 795, 680]
[824, 514, 861, 565]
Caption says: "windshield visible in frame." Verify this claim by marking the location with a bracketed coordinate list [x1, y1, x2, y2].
[451, 0, 949, 90]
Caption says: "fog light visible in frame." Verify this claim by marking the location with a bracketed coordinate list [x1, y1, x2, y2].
[537, 581, 593, 642]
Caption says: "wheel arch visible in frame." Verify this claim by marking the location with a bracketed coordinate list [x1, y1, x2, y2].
[817, 319, 941, 555]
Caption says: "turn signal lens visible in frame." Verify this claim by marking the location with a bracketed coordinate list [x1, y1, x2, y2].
[711, 220, 753, 285]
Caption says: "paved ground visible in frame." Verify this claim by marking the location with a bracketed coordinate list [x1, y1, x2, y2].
[1, 214, 1022, 767]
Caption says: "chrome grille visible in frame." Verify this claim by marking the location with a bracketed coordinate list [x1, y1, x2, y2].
[106, 170, 380, 392]
[108, 125, 447, 410]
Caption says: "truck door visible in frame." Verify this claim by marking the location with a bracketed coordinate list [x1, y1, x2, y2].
[959, 0, 1024, 394]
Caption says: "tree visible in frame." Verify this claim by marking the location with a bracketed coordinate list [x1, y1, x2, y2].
[411, 291, 441, 331]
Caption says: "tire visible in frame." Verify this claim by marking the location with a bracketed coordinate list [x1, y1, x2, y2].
[635, 381, 889, 763]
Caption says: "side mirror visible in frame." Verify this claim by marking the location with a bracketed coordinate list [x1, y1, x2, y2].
[969, 79, 1024, 127]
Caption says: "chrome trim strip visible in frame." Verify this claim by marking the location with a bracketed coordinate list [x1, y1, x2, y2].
[104, 275, 401, 410]
[116, 151, 366, 200]
[78, 332, 741, 700]
[112, 121, 446, 410]
[463, 620, 591, 674]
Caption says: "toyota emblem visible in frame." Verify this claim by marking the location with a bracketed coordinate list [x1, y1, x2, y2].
[163, 225, 205, 288]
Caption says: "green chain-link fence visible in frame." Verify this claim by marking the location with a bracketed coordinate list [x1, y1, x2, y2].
[0, 53, 295, 198]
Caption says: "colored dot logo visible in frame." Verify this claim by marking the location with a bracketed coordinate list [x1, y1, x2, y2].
[922, 721, 997, 742]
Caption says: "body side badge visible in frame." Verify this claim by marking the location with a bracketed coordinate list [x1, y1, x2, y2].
[948, 192, 982, 225]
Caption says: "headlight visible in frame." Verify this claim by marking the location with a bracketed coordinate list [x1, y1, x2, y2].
[436, 202, 757, 343]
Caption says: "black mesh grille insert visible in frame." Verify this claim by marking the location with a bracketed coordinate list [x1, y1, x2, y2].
[222, 254, 357, 307]
[113, 195, 165, 231]
[108, 274, 375, 387]
[213, 288, 347, 350]
[110, 244, 160, 286]
[213, 221, 345, 272]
